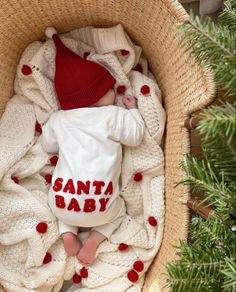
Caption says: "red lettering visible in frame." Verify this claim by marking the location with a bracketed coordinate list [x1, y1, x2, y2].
[93, 181, 105, 195]
[104, 181, 113, 195]
[63, 179, 75, 194]
[77, 180, 90, 195]
[99, 198, 109, 211]
[55, 195, 65, 209]
[83, 199, 96, 212]
[67, 198, 81, 212]
[53, 177, 63, 192]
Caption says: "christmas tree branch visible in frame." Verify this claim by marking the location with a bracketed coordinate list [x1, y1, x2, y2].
[198, 103, 236, 144]
[219, 0, 236, 32]
[178, 11, 236, 96]
[187, 198, 214, 219]
[177, 155, 234, 211]
[219, 132, 236, 158]
[222, 258, 236, 290]
[187, 19, 233, 58]
[167, 2, 236, 290]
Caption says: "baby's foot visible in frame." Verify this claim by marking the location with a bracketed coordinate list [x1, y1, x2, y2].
[62, 232, 82, 256]
[77, 236, 98, 266]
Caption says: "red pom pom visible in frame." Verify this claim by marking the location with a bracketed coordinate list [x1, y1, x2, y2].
[43, 252, 52, 264]
[120, 49, 129, 56]
[21, 65, 32, 76]
[80, 267, 88, 278]
[140, 85, 150, 95]
[72, 273, 82, 284]
[45, 174, 52, 184]
[127, 270, 139, 283]
[50, 155, 58, 166]
[12, 176, 19, 184]
[133, 64, 143, 73]
[36, 222, 48, 233]
[148, 216, 158, 227]
[117, 85, 126, 94]
[35, 121, 42, 134]
[133, 260, 144, 272]
[83, 51, 90, 59]
[133, 172, 143, 182]
[118, 243, 128, 251]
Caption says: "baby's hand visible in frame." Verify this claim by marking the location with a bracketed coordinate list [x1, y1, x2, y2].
[123, 96, 137, 109]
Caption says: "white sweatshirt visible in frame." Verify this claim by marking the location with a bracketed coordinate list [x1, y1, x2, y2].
[41, 105, 145, 228]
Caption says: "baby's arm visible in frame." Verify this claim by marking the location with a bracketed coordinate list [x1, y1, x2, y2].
[40, 113, 59, 153]
[115, 96, 145, 147]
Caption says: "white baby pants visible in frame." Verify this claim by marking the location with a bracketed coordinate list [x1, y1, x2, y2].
[58, 212, 125, 239]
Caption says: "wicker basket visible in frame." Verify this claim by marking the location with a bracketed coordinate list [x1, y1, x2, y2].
[0, 0, 215, 291]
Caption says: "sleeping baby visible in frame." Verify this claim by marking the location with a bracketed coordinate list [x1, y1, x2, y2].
[41, 30, 145, 266]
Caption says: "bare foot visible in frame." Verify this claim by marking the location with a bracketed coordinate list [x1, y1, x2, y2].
[62, 232, 82, 256]
[77, 237, 97, 266]
[77, 230, 106, 266]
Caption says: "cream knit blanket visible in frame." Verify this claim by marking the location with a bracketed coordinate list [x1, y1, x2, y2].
[0, 24, 166, 292]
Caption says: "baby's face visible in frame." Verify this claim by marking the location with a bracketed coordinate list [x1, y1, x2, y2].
[91, 89, 115, 107]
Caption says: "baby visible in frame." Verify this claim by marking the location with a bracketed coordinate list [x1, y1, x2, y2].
[41, 31, 145, 266]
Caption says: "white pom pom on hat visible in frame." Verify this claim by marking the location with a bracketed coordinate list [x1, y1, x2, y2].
[45, 27, 57, 39]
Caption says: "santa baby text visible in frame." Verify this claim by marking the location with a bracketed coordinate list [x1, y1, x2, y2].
[53, 177, 113, 213]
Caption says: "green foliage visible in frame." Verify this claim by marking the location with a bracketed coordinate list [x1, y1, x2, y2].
[166, 2, 236, 291]
[176, 103, 236, 215]
[166, 216, 236, 292]
[198, 102, 236, 185]
[198, 102, 236, 144]
[178, 7, 236, 96]
[168, 103, 236, 291]
[219, 0, 236, 32]
[222, 258, 236, 290]
[176, 154, 236, 215]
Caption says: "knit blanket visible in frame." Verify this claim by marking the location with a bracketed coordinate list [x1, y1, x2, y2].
[0, 24, 166, 292]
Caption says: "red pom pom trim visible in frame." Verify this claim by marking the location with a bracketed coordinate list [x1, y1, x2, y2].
[21, 65, 32, 76]
[117, 85, 126, 94]
[140, 85, 150, 95]
[133, 260, 144, 272]
[72, 273, 82, 284]
[133, 172, 143, 182]
[148, 216, 158, 227]
[36, 222, 48, 233]
[43, 252, 52, 264]
[45, 174, 52, 184]
[80, 267, 88, 278]
[83, 51, 90, 59]
[120, 49, 129, 56]
[35, 121, 42, 134]
[50, 155, 58, 166]
[12, 176, 19, 184]
[118, 243, 128, 251]
[133, 64, 143, 73]
[127, 270, 139, 283]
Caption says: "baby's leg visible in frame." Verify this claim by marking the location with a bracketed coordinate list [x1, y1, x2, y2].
[77, 230, 107, 266]
[58, 221, 82, 256]
[77, 215, 124, 266]
[62, 232, 83, 256]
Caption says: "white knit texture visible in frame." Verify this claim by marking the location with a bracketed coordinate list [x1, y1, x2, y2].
[0, 24, 166, 292]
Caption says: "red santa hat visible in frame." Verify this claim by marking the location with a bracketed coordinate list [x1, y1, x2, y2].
[45, 27, 116, 110]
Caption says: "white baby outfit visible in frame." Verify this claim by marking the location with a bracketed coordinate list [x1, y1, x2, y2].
[41, 105, 145, 238]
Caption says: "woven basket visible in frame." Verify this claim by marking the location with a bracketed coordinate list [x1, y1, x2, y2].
[0, 0, 215, 291]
